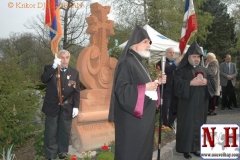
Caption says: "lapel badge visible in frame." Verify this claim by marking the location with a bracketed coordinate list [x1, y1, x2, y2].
[67, 75, 71, 80]
[68, 80, 76, 88]
[73, 82, 76, 89]
[68, 80, 72, 86]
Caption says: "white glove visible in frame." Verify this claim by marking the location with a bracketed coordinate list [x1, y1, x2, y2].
[72, 108, 79, 118]
[145, 90, 158, 100]
[52, 55, 61, 69]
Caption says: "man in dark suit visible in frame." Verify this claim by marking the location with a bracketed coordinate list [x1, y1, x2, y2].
[220, 54, 238, 109]
[41, 50, 80, 160]
[158, 48, 181, 128]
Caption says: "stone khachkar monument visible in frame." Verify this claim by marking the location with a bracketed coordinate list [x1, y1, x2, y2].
[71, 2, 117, 152]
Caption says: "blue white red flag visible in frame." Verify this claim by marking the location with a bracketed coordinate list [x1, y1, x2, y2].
[45, 0, 62, 54]
[179, 0, 198, 55]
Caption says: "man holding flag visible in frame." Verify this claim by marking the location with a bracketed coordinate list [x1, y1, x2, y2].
[41, 1, 80, 159]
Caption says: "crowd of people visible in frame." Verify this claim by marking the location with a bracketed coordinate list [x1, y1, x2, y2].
[155, 45, 238, 159]
[108, 25, 238, 160]
[40, 25, 238, 160]
[204, 53, 239, 112]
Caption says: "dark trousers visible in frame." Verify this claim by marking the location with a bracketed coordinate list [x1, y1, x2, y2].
[221, 80, 237, 108]
[208, 96, 216, 111]
[162, 92, 176, 127]
[215, 96, 219, 107]
[44, 112, 72, 159]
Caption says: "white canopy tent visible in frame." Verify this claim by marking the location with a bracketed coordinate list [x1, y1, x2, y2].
[119, 24, 189, 63]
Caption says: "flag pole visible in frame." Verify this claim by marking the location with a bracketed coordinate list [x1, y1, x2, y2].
[45, 0, 63, 105]
[157, 56, 166, 160]
[56, 54, 63, 106]
[157, 84, 164, 160]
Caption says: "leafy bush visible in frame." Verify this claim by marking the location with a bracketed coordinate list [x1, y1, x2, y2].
[109, 47, 122, 60]
[97, 152, 114, 160]
[34, 130, 45, 159]
[0, 55, 41, 150]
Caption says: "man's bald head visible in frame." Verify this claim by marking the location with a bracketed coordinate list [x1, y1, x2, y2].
[225, 54, 231, 63]
[165, 48, 175, 60]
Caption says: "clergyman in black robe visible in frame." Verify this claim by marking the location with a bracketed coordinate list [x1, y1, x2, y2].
[173, 42, 215, 159]
[108, 26, 166, 160]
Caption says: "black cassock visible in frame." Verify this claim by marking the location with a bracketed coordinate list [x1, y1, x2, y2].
[174, 63, 215, 153]
[113, 50, 157, 160]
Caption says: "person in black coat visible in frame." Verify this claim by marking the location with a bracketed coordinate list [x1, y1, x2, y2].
[108, 26, 166, 160]
[41, 50, 80, 160]
[174, 42, 215, 159]
[157, 48, 181, 128]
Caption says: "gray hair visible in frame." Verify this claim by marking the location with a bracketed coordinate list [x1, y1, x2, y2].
[58, 49, 70, 56]
[206, 52, 216, 60]
[166, 47, 174, 53]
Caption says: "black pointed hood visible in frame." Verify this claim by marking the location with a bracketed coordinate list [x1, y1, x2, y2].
[177, 41, 203, 69]
[118, 25, 152, 63]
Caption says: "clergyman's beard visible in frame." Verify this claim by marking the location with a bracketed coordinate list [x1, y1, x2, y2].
[189, 60, 200, 67]
[138, 50, 150, 58]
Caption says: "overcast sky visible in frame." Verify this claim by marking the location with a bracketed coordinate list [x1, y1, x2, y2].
[1, 0, 235, 39]
[0, 0, 109, 39]
[1, 0, 44, 38]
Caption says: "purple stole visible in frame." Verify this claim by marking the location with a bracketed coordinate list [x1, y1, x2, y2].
[133, 84, 160, 118]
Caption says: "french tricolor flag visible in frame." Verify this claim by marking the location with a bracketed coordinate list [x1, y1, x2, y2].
[179, 0, 198, 55]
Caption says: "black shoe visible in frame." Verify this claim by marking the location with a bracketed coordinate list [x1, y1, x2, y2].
[207, 112, 211, 116]
[183, 152, 192, 159]
[211, 112, 217, 116]
[58, 153, 67, 159]
[191, 151, 200, 157]
[228, 106, 233, 109]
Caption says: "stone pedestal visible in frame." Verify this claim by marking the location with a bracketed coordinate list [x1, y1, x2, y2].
[71, 89, 114, 152]
[71, 119, 114, 152]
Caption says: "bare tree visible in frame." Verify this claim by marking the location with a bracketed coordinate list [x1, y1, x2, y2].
[61, 0, 89, 49]
[221, 0, 240, 6]
[24, 0, 90, 53]
[111, 0, 149, 27]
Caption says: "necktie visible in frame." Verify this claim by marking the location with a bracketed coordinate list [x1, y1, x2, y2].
[227, 64, 230, 74]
